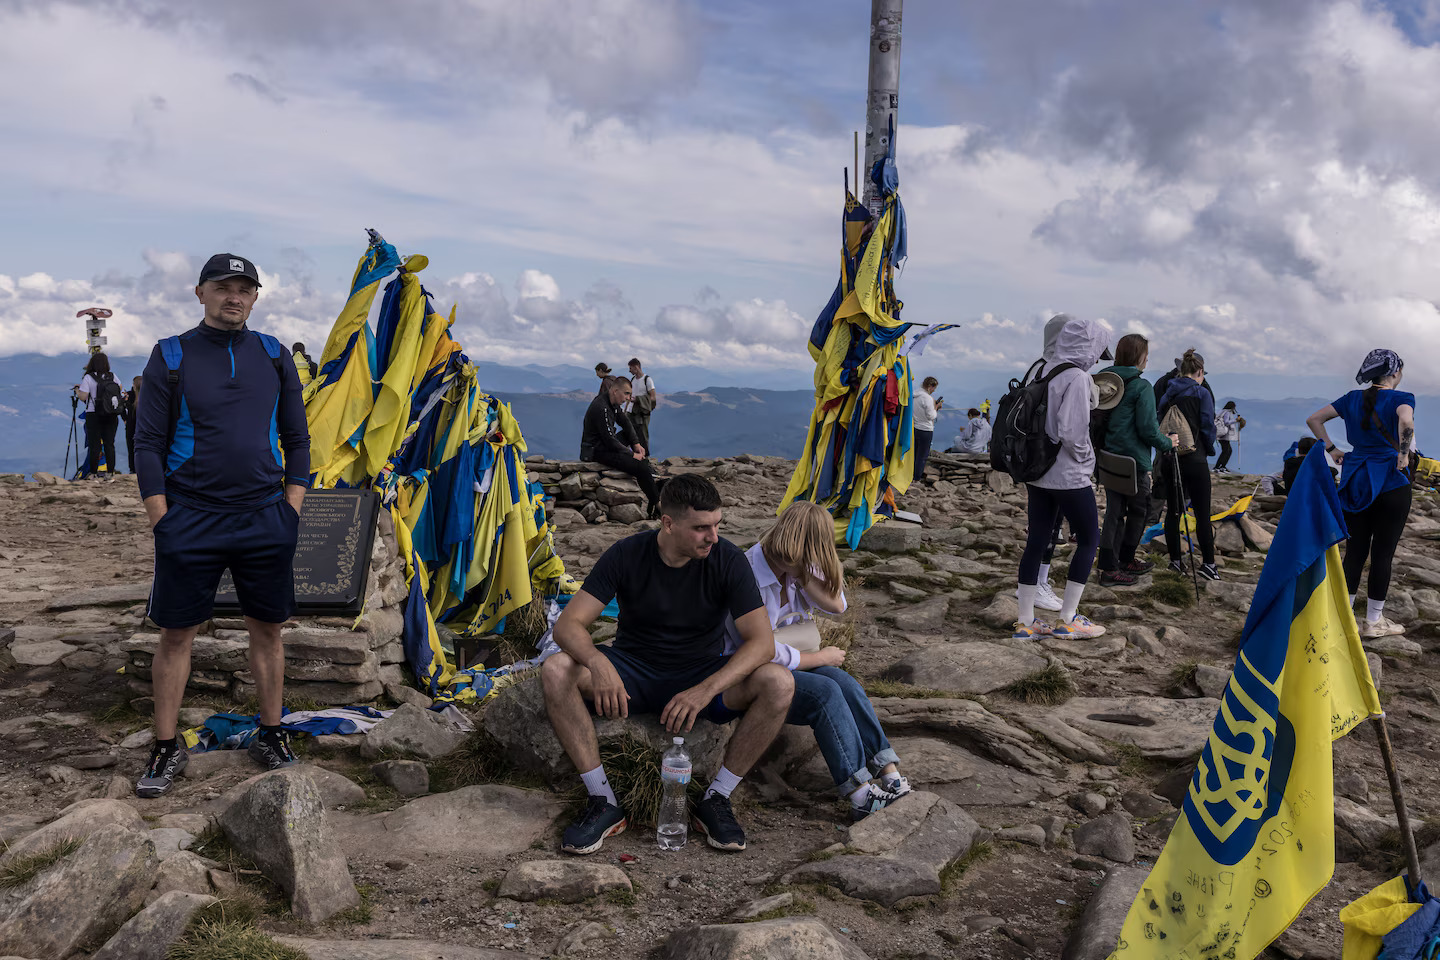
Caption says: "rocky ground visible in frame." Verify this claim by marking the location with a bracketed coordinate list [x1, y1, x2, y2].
[1, 456, 1439, 959]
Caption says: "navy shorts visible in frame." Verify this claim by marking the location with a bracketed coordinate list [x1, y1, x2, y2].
[148, 499, 300, 629]
[589, 646, 742, 724]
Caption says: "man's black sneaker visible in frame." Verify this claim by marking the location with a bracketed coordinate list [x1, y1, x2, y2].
[1198, 563, 1221, 581]
[562, 795, 628, 855]
[135, 743, 189, 799]
[247, 730, 299, 771]
[1167, 559, 1190, 576]
[693, 792, 746, 851]
[1123, 558, 1155, 575]
[1099, 569, 1138, 587]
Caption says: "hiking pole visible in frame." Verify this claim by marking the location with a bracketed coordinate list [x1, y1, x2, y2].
[63, 394, 79, 478]
[1373, 713, 1424, 892]
[1174, 447, 1201, 605]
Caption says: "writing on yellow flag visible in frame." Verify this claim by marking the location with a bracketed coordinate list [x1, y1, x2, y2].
[1112, 543, 1381, 959]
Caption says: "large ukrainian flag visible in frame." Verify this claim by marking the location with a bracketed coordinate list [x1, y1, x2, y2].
[1112, 446, 1383, 959]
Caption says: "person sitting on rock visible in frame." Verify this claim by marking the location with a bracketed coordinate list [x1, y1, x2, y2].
[581, 376, 659, 519]
[541, 474, 794, 855]
[724, 501, 911, 821]
[950, 407, 991, 454]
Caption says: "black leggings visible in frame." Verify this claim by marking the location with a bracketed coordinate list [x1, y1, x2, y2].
[594, 448, 660, 507]
[1343, 485, 1412, 601]
[84, 415, 118, 478]
[1021, 486, 1099, 586]
[1164, 452, 1214, 564]
[1215, 440, 1233, 471]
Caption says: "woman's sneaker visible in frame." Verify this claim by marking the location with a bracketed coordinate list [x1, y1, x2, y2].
[1167, 559, 1190, 576]
[1123, 558, 1155, 575]
[881, 773, 912, 798]
[1360, 616, 1406, 639]
[1198, 563, 1221, 581]
[851, 782, 907, 822]
[1012, 619, 1053, 639]
[1051, 615, 1106, 639]
[1034, 583, 1064, 611]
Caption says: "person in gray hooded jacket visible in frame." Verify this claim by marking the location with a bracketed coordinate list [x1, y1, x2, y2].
[1012, 315, 1110, 641]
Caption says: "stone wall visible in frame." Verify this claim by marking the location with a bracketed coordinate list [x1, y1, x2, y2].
[524, 455, 757, 527]
[122, 511, 427, 707]
[922, 451, 1013, 494]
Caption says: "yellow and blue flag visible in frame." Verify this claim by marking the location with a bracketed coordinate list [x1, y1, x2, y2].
[1112, 445, 1383, 959]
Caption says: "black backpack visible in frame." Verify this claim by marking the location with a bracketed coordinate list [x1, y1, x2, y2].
[1090, 370, 1141, 451]
[92, 372, 124, 420]
[990, 359, 1076, 482]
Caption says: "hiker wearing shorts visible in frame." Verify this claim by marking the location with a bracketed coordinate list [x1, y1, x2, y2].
[1012, 314, 1109, 641]
[1307, 348, 1415, 639]
[132, 254, 310, 798]
[541, 475, 793, 855]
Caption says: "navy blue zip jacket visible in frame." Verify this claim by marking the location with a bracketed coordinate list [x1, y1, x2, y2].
[1158, 375, 1217, 458]
[134, 322, 311, 511]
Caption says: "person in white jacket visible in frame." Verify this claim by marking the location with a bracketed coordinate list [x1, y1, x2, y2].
[1013, 315, 1110, 640]
[1214, 401, 1241, 472]
[951, 408, 991, 454]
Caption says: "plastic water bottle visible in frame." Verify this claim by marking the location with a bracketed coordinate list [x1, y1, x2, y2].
[657, 737, 691, 850]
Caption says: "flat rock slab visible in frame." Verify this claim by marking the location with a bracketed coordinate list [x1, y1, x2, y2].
[279, 938, 541, 959]
[882, 641, 1046, 696]
[335, 785, 563, 860]
[870, 697, 1058, 777]
[790, 791, 981, 907]
[0, 798, 146, 867]
[498, 860, 631, 903]
[661, 918, 871, 959]
[10, 639, 77, 666]
[1043, 635, 1127, 659]
[45, 582, 153, 611]
[791, 736, 1049, 806]
[1020, 696, 1221, 761]
[880, 596, 952, 633]
[92, 890, 215, 960]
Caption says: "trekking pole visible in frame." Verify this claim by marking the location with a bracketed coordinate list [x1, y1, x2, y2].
[1175, 448, 1201, 605]
[63, 394, 79, 478]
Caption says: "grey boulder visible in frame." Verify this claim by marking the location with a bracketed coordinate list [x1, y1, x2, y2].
[497, 860, 631, 903]
[882, 642, 1046, 696]
[1061, 865, 1148, 960]
[1072, 813, 1136, 863]
[370, 759, 429, 797]
[661, 918, 870, 959]
[91, 890, 216, 960]
[360, 702, 466, 760]
[218, 768, 359, 924]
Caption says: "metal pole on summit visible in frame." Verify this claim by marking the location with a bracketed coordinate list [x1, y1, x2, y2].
[862, 0, 902, 215]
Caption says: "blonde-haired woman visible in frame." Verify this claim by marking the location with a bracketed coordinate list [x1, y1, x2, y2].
[724, 501, 909, 821]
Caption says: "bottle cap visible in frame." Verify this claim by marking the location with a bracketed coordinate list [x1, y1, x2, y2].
[673, 737, 684, 745]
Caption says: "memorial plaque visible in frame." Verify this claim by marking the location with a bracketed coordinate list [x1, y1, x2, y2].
[214, 489, 382, 617]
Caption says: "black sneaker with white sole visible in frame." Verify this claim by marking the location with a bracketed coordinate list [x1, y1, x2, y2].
[1167, 559, 1190, 577]
[562, 795, 628, 855]
[693, 792, 747, 851]
[135, 743, 189, 799]
[1198, 563, 1221, 581]
[247, 730, 299, 771]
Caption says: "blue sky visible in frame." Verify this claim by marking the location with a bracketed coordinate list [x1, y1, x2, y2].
[4, 0, 1440, 393]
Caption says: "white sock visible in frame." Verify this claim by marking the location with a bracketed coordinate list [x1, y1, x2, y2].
[1060, 581, 1086, 623]
[849, 784, 872, 807]
[882, 772, 904, 790]
[1367, 598, 1385, 624]
[580, 765, 617, 806]
[705, 766, 743, 800]
[1017, 583, 1038, 625]
[1038, 563, 1052, 586]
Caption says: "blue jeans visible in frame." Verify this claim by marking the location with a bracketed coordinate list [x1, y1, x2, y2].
[788, 667, 900, 795]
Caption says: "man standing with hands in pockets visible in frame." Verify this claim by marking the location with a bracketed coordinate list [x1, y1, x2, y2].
[132, 253, 311, 798]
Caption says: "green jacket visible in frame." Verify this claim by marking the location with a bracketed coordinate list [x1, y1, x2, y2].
[1101, 365, 1173, 471]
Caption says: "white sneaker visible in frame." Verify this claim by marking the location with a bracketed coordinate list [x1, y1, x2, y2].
[1360, 616, 1405, 639]
[1033, 582, 1063, 612]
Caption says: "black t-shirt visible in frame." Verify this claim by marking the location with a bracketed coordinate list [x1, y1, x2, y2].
[582, 531, 763, 668]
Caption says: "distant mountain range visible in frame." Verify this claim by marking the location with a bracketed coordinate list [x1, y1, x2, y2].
[2, 352, 1434, 480]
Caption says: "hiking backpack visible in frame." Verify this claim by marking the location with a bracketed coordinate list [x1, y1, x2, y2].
[92, 372, 124, 420]
[990, 359, 1076, 483]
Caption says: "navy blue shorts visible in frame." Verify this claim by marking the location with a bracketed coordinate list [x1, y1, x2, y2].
[148, 499, 299, 629]
[589, 646, 742, 724]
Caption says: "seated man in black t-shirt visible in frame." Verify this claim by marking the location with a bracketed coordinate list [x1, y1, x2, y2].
[541, 474, 794, 855]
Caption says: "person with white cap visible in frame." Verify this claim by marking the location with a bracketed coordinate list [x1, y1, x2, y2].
[1011, 314, 1110, 640]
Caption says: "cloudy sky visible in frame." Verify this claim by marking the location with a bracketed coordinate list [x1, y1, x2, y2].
[3, 0, 1440, 390]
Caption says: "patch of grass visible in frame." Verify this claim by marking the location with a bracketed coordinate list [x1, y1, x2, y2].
[1002, 665, 1074, 705]
[940, 841, 992, 895]
[481, 877, 501, 894]
[862, 679, 951, 700]
[605, 888, 638, 907]
[585, 733, 701, 830]
[1107, 741, 1168, 779]
[95, 696, 146, 726]
[805, 847, 841, 863]
[1147, 571, 1197, 609]
[817, 612, 856, 653]
[0, 838, 82, 888]
[236, 695, 326, 716]
[166, 919, 308, 960]
[744, 897, 816, 922]
[1168, 660, 1200, 695]
[328, 885, 376, 926]
[488, 596, 549, 667]
[428, 726, 518, 792]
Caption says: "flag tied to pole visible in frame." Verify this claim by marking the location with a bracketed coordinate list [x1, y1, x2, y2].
[1112, 445, 1383, 959]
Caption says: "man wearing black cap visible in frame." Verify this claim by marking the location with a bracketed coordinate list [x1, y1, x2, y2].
[131, 253, 311, 798]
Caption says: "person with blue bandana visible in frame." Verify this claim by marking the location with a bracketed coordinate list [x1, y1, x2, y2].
[1307, 348, 1416, 640]
[131, 253, 311, 798]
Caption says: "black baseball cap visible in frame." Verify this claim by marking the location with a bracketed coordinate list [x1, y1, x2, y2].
[198, 253, 262, 287]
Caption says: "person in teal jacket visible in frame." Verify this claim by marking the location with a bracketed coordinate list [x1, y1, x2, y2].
[1097, 333, 1175, 586]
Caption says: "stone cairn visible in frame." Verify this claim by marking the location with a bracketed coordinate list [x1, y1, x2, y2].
[524, 457, 651, 526]
[121, 511, 424, 707]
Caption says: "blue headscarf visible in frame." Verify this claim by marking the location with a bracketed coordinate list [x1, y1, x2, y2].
[1356, 348, 1403, 385]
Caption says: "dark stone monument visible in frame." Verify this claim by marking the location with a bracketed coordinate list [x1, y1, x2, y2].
[214, 489, 382, 617]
